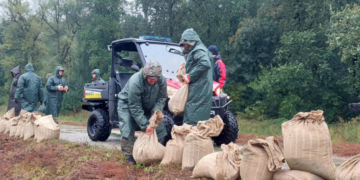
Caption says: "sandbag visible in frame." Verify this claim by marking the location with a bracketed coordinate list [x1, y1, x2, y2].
[0, 117, 5, 133]
[9, 118, 18, 137]
[282, 110, 336, 180]
[182, 115, 224, 170]
[15, 120, 25, 137]
[335, 154, 360, 180]
[274, 170, 325, 180]
[23, 113, 41, 140]
[133, 110, 165, 165]
[3, 119, 11, 134]
[161, 124, 194, 165]
[240, 136, 285, 180]
[168, 63, 188, 115]
[3, 108, 15, 120]
[34, 115, 60, 142]
[192, 143, 242, 180]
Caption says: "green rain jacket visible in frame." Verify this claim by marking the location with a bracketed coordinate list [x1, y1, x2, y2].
[182, 29, 213, 125]
[91, 69, 105, 83]
[117, 71, 167, 139]
[14, 63, 44, 112]
[46, 66, 67, 117]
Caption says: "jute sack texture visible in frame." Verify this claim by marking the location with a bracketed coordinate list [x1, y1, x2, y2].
[192, 142, 242, 180]
[34, 115, 60, 142]
[133, 110, 166, 165]
[160, 124, 194, 165]
[335, 154, 360, 180]
[23, 112, 41, 140]
[168, 63, 188, 116]
[282, 110, 336, 180]
[182, 115, 224, 170]
[240, 136, 285, 180]
[273, 170, 325, 180]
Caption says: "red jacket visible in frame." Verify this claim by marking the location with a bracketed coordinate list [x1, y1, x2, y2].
[213, 58, 226, 89]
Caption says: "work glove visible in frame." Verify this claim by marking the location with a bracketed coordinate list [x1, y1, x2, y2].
[183, 74, 191, 84]
[64, 86, 69, 92]
[57, 85, 64, 91]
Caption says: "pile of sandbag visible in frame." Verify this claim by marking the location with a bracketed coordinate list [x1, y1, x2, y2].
[192, 142, 242, 180]
[335, 154, 360, 180]
[1, 108, 60, 143]
[182, 115, 224, 170]
[168, 63, 189, 116]
[240, 136, 285, 180]
[161, 124, 194, 165]
[273, 170, 325, 180]
[133, 110, 166, 165]
[282, 110, 336, 180]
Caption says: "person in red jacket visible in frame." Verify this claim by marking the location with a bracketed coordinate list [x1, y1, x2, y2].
[208, 45, 226, 90]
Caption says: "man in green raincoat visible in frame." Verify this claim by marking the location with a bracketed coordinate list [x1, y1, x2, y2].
[46, 66, 68, 123]
[179, 28, 213, 125]
[14, 63, 44, 112]
[37, 73, 52, 113]
[117, 61, 167, 165]
[91, 69, 105, 83]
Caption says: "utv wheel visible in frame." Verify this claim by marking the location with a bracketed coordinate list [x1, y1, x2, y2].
[87, 109, 111, 141]
[212, 111, 239, 146]
[162, 111, 175, 146]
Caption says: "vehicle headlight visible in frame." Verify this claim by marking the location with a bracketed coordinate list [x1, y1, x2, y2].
[215, 88, 221, 97]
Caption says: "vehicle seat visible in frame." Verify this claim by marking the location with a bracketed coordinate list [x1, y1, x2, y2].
[119, 73, 133, 88]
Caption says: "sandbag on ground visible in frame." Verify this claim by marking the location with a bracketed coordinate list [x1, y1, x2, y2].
[3, 108, 15, 120]
[182, 115, 224, 170]
[9, 117, 19, 137]
[23, 113, 41, 140]
[240, 136, 285, 180]
[192, 142, 242, 180]
[161, 124, 194, 165]
[133, 110, 166, 165]
[274, 170, 325, 180]
[282, 110, 336, 180]
[0, 117, 6, 133]
[34, 115, 60, 142]
[335, 154, 360, 180]
[168, 63, 188, 115]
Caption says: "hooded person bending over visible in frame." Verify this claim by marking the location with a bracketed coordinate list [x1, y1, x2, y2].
[179, 28, 213, 125]
[46, 66, 68, 123]
[117, 61, 167, 165]
[14, 63, 44, 112]
[91, 69, 105, 83]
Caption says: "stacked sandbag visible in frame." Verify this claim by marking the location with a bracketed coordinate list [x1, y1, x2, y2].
[335, 154, 360, 180]
[240, 136, 285, 180]
[161, 124, 194, 165]
[133, 110, 166, 165]
[15, 118, 25, 137]
[23, 112, 41, 140]
[182, 115, 224, 170]
[282, 110, 336, 180]
[274, 170, 325, 180]
[192, 142, 242, 180]
[168, 63, 189, 116]
[9, 116, 20, 137]
[34, 115, 60, 142]
[3, 108, 15, 134]
[0, 116, 5, 133]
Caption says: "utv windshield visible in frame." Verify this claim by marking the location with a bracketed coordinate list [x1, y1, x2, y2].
[140, 43, 185, 80]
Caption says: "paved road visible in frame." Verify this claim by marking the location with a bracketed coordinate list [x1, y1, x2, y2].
[59, 124, 348, 168]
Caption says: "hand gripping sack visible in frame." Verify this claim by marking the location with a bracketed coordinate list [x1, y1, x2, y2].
[182, 116, 224, 170]
[192, 142, 242, 180]
[161, 124, 194, 165]
[240, 136, 285, 180]
[34, 115, 60, 142]
[23, 113, 41, 140]
[282, 110, 336, 180]
[335, 154, 360, 180]
[274, 170, 325, 180]
[133, 110, 166, 165]
[168, 63, 188, 115]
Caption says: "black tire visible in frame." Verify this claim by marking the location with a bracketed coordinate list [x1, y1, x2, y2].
[212, 111, 239, 146]
[162, 111, 175, 146]
[87, 109, 111, 141]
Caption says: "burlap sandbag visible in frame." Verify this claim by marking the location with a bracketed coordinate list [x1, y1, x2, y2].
[23, 113, 41, 140]
[240, 136, 285, 180]
[15, 120, 24, 137]
[9, 117, 19, 137]
[168, 63, 188, 116]
[192, 142, 242, 180]
[274, 170, 325, 180]
[3, 119, 11, 134]
[133, 110, 166, 165]
[335, 154, 360, 180]
[161, 124, 194, 165]
[34, 115, 60, 142]
[0, 117, 6, 133]
[182, 115, 224, 170]
[3, 108, 15, 120]
[282, 110, 336, 180]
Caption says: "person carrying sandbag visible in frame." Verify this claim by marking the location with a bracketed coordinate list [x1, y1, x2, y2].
[117, 61, 168, 166]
